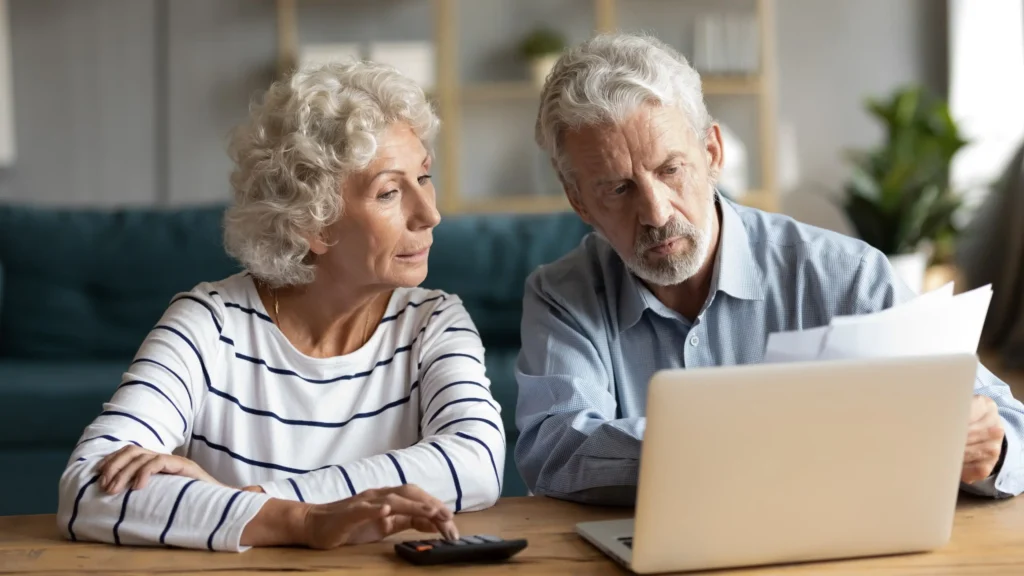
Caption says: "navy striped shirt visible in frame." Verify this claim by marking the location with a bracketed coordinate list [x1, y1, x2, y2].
[57, 273, 504, 551]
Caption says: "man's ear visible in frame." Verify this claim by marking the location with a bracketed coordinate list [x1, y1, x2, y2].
[704, 123, 725, 182]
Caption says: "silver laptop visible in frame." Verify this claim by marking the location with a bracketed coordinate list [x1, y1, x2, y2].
[577, 354, 978, 574]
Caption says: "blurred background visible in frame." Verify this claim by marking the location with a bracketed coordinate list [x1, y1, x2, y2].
[0, 1, 1022, 374]
[1, 0, 1024, 514]
[0, 0, 997, 221]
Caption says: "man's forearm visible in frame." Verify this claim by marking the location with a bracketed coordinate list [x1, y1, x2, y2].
[518, 414, 645, 500]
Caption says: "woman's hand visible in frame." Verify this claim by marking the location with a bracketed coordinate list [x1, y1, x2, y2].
[241, 484, 458, 549]
[98, 445, 222, 494]
[305, 485, 459, 548]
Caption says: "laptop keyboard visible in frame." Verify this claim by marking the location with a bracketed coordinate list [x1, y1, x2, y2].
[617, 536, 633, 549]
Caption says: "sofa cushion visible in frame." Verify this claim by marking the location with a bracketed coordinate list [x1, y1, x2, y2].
[0, 205, 241, 359]
[482, 348, 527, 497]
[0, 258, 4, 335]
[0, 361, 125, 447]
[0, 204, 590, 358]
[427, 211, 591, 348]
[0, 449, 72, 515]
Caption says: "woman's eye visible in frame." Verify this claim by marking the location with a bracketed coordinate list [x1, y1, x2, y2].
[417, 174, 432, 186]
[664, 165, 680, 175]
[378, 190, 398, 201]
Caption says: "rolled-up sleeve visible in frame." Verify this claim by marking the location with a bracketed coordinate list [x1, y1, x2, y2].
[514, 271, 643, 505]
[961, 364, 1024, 497]
[855, 249, 1024, 498]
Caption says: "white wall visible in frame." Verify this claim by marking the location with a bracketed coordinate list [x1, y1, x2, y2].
[0, 0, 158, 205]
[776, 0, 947, 233]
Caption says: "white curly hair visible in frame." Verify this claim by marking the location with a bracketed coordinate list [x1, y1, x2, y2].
[224, 60, 439, 287]
[535, 32, 711, 191]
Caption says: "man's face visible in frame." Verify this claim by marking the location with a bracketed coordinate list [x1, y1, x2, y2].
[561, 103, 723, 286]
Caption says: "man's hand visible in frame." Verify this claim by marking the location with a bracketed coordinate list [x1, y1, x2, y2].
[98, 445, 222, 494]
[962, 395, 1005, 484]
[241, 484, 458, 549]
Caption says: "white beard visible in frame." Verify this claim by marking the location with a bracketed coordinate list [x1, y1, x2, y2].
[622, 191, 716, 287]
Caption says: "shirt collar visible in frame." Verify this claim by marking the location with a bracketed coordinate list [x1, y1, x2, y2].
[617, 196, 766, 331]
[711, 197, 767, 303]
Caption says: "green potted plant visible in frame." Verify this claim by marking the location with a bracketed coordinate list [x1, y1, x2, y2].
[840, 85, 968, 293]
[518, 27, 566, 88]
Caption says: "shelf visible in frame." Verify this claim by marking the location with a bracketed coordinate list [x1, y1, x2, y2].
[452, 189, 777, 215]
[737, 189, 777, 212]
[276, 0, 778, 217]
[701, 74, 762, 95]
[458, 74, 763, 104]
[461, 81, 539, 103]
[454, 195, 572, 214]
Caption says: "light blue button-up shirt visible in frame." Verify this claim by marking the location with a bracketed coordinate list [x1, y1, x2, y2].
[514, 198, 1024, 505]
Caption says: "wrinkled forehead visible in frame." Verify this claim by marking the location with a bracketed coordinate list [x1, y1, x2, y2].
[561, 104, 703, 178]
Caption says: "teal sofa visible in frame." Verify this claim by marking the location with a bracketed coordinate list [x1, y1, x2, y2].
[0, 204, 591, 515]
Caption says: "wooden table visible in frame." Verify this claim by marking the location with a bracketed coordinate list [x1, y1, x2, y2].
[2, 496, 1024, 575]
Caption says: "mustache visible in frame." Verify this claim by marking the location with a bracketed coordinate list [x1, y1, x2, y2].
[634, 218, 699, 252]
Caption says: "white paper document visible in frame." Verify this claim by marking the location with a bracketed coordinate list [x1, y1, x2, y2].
[763, 283, 993, 364]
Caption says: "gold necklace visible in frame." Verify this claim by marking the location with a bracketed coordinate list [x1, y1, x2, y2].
[272, 287, 376, 345]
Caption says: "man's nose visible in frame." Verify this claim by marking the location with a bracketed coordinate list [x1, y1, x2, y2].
[636, 180, 673, 229]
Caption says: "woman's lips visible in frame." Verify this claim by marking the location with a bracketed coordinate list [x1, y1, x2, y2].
[396, 246, 431, 262]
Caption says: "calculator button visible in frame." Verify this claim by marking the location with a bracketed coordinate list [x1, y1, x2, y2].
[424, 539, 446, 546]
[476, 534, 501, 543]
[461, 536, 484, 544]
[414, 544, 433, 552]
[444, 539, 468, 546]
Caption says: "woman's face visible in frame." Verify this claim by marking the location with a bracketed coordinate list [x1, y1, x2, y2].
[314, 122, 440, 290]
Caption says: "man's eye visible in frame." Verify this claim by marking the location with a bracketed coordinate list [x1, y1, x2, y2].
[664, 165, 679, 175]
[612, 184, 629, 195]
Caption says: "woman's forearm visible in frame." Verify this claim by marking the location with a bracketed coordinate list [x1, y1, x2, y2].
[239, 497, 310, 547]
[58, 459, 271, 551]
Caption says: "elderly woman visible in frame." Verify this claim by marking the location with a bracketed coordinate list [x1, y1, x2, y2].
[57, 61, 504, 551]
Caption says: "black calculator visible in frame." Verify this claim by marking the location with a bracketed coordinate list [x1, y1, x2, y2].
[394, 534, 528, 565]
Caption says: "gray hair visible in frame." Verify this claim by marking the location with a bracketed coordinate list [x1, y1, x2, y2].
[535, 33, 711, 190]
[224, 60, 439, 287]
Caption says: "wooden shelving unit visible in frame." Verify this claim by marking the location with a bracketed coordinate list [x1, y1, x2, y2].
[275, 0, 779, 214]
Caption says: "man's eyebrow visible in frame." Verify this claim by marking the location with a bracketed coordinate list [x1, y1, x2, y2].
[594, 176, 626, 187]
[661, 151, 687, 164]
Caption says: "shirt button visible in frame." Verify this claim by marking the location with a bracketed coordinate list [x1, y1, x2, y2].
[690, 336, 699, 346]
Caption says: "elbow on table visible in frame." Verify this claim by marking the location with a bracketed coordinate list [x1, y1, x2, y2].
[461, 474, 501, 512]
[56, 472, 93, 541]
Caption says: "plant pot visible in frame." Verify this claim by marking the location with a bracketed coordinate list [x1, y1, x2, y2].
[887, 252, 928, 295]
[529, 54, 560, 88]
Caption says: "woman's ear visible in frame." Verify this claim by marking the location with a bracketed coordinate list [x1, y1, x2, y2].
[307, 231, 329, 256]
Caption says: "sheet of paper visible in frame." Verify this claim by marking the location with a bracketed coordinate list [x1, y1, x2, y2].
[818, 285, 992, 361]
[828, 282, 955, 327]
[761, 283, 993, 364]
[763, 325, 829, 363]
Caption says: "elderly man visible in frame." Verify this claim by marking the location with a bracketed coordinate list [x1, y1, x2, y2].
[514, 33, 1024, 506]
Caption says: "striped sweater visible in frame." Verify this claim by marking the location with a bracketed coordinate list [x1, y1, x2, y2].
[57, 273, 505, 551]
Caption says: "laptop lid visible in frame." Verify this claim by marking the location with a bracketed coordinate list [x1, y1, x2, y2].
[630, 354, 977, 574]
